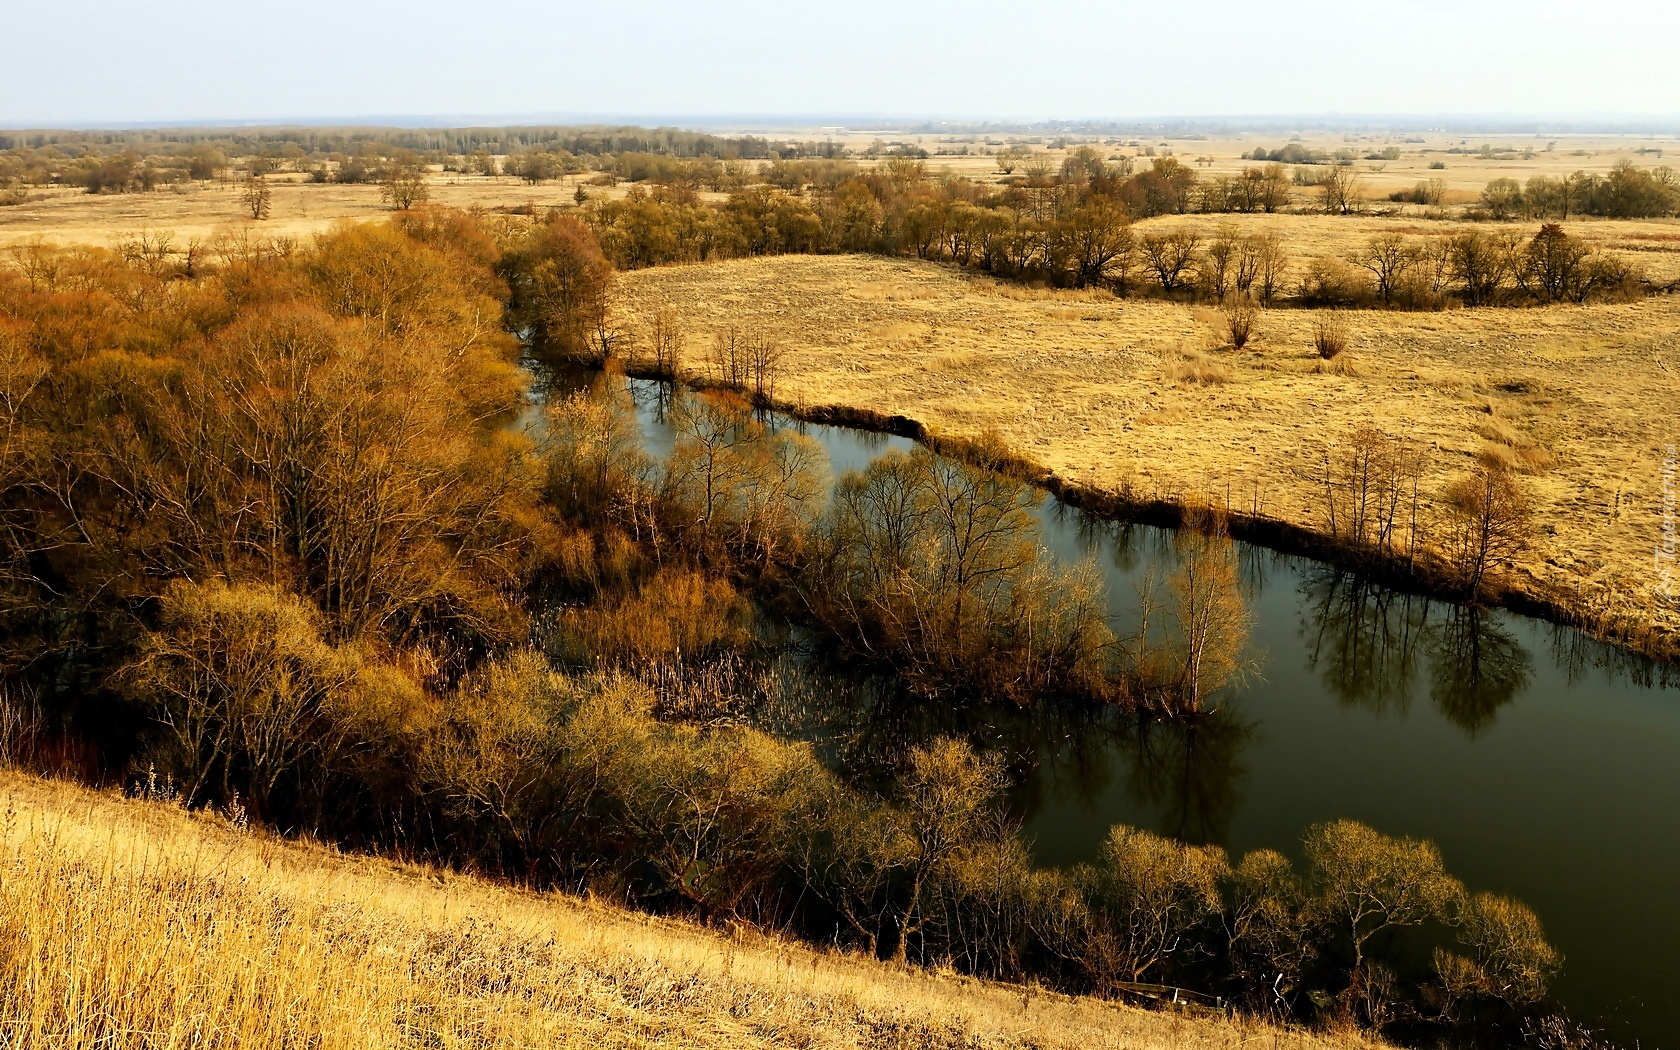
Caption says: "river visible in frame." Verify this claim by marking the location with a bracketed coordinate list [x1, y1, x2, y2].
[550, 374, 1680, 1045]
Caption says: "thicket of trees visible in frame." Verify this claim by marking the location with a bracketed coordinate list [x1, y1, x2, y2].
[581, 170, 1647, 307]
[1316, 425, 1535, 602]
[1479, 163, 1679, 220]
[536, 374, 1250, 712]
[0, 208, 1569, 1045]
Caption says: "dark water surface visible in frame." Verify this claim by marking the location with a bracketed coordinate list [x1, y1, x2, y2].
[564, 376, 1680, 1045]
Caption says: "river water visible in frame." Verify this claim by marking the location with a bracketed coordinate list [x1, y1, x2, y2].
[566, 376, 1680, 1045]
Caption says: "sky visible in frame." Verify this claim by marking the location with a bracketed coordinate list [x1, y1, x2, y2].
[5, 0, 1679, 127]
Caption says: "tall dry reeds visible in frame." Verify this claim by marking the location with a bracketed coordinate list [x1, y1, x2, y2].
[0, 770, 1393, 1050]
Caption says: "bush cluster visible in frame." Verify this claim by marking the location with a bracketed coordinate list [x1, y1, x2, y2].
[1479, 163, 1678, 220]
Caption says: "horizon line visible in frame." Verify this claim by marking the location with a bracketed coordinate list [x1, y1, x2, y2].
[5, 111, 1680, 136]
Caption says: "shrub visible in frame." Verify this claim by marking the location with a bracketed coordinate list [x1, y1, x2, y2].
[1225, 295, 1258, 349]
[1480, 179, 1524, 220]
[1313, 313, 1349, 360]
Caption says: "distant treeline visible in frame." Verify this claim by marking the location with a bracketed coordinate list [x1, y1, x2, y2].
[0, 124, 844, 190]
[0, 124, 797, 158]
[575, 155, 1653, 306]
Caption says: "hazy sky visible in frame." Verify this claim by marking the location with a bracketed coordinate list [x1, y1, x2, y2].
[6, 0, 1679, 126]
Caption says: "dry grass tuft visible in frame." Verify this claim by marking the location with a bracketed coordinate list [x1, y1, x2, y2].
[1474, 420, 1553, 472]
[1313, 353, 1358, 376]
[1162, 344, 1231, 385]
[0, 769, 1388, 1050]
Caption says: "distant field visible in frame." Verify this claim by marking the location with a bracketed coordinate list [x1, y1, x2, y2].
[615, 254, 1680, 655]
[0, 174, 584, 248]
[3, 128, 1676, 249]
[0, 769, 1388, 1050]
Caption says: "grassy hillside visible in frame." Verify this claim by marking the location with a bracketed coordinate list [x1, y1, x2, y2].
[0, 769, 1387, 1050]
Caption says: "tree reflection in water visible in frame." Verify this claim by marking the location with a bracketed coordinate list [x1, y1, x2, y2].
[745, 639, 1253, 851]
[1426, 606, 1533, 734]
[1301, 568, 1433, 717]
[1548, 621, 1677, 692]
[1300, 567, 1535, 735]
[1120, 711, 1251, 846]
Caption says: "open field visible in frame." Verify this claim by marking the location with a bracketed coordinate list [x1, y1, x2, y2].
[0, 768, 1386, 1050]
[3, 128, 1677, 249]
[0, 174, 591, 248]
[615, 252, 1680, 657]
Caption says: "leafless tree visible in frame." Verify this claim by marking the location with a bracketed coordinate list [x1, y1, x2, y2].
[1140, 229, 1203, 294]
[241, 175, 271, 221]
[1320, 165, 1364, 216]
[1350, 234, 1417, 306]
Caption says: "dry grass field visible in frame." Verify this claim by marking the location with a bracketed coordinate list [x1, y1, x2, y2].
[0, 174, 592, 249]
[696, 125, 1680, 202]
[615, 252, 1680, 657]
[0, 768, 1388, 1050]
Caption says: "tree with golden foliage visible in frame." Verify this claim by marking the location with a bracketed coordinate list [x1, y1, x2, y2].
[890, 737, 1008, 963]
[1304, 819, 1464, 1020]
[1167, 509, 1252, 712]
[1435, 892, 1563, 1015]
[502, 214, 615, 360]
[1443, 466, 1533, 596]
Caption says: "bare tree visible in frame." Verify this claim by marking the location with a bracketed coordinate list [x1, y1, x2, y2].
[240, 174, 271, 221]
[1443, 466, 1532, 596]
[1167, 509, 1251, 712]
[645, 305, 685, 379]
[1201, 225, 1240, 299]
[1140, 228, 1203, 294]
[1233, 232, 1289, 302]
[1320, 165, 1364, 216]
[379, 165, 429, 210]
[1350, 234, 1417, 306]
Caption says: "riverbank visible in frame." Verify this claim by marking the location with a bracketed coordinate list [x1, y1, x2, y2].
[0, 767, 1391, 1050]
[614, 254, 1680, 664]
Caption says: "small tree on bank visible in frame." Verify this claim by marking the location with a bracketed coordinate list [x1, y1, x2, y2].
[1443, 466, 1533, 597]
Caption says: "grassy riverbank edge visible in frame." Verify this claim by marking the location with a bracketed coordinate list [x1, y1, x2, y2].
[612, 361, 1677, 668]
